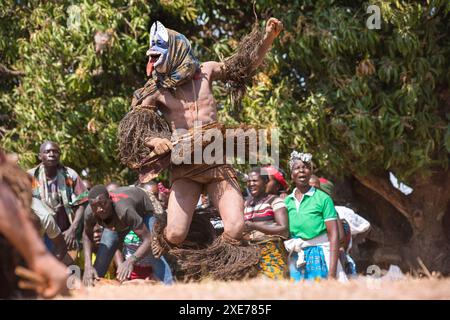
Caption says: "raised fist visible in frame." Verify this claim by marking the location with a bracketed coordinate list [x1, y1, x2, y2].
[265, 18, 283, 38]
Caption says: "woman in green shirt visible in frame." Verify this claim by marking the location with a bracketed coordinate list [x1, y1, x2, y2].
[284, 151, 347, 281]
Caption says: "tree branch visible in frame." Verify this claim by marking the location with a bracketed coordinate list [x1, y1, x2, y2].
[354, 172, 412, 219]
[0, 64, 25, 78]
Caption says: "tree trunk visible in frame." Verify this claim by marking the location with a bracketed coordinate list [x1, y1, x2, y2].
[335, 177, 412, 272]
[354, 170, 450, 275]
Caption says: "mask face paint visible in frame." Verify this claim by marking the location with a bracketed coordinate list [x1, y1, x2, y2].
[146, 21, 169, 76]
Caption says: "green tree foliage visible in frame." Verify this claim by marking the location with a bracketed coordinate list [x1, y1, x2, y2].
[211, 0, 450, 184]
[0, 0, 199, 182]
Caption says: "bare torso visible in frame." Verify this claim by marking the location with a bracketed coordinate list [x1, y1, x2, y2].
[142, 62, 218, 130]
[141, 61, 246, 244]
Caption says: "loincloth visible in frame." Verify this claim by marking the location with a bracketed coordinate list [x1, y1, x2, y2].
[170, 163, 238, 187]
[135, 119, 259, 183]
[139, 121, 232, 182]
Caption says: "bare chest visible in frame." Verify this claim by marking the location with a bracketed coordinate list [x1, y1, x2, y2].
[157, 77, 216, 127]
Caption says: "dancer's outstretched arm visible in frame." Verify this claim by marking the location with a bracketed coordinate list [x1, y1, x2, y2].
[207, 17, 283, 81]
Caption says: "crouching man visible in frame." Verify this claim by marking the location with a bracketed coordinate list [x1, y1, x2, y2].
[82, 185, 173, 286]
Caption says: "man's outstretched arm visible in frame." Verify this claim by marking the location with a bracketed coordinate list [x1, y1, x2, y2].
[82, 215, 98, 286]
[251, 17, 283, 70]
[208, 17, 283, 81]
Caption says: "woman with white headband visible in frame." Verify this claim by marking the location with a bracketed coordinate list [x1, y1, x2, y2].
[284, 151, 347, 282]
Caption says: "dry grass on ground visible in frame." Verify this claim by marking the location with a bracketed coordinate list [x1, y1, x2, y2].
[62, 277, 450, 300]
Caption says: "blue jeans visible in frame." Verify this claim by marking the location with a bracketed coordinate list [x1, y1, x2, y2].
[94, 215, 173, 285]
[44, 234, 54, 253]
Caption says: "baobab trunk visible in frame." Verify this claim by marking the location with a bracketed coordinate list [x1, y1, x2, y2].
[355, 170, 450, 275]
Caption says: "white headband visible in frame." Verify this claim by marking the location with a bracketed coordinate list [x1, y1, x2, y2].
[289, 151, 312, 170]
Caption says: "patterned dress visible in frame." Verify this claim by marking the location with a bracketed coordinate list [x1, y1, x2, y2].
[244, 194, 289, 280]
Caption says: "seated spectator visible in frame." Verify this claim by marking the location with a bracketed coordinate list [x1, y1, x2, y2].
[244, 167, 289, 280]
